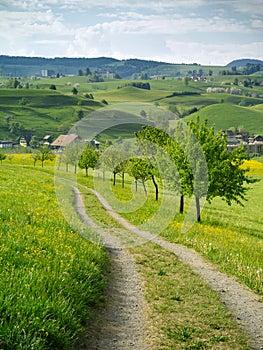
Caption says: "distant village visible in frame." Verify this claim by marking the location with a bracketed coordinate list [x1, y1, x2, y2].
[0, 130, 262, 157]
[0, 133, 100, 153]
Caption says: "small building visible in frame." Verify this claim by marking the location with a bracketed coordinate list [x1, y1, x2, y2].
[84, 139, 100, 149]
[41, 69, 54, 77]
[43, 135, 53, 146]
[247, 135, 263, 156]
[20, 136, 28, 147]
[0, 140, 13, 149]
[51, 133, 79, 152]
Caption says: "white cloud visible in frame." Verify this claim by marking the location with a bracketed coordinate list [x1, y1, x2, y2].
[166, 40, 263, 65]
[0, 0, 262, 64]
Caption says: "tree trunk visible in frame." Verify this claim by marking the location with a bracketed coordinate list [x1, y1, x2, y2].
[135, 180, 138, 192]
[122, 172, 125, 188]
[142, 180, 147, 196]
[85, 167, 88, 176]
[74, 165, 77, 174]
[151, 175, 158, 201]
[180, 195, 184, 213]
[66, 163, 68, 172]
[195, 196, 201, 222]
[113, 172, 116, 186]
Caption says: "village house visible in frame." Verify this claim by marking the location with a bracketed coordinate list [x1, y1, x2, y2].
[43, 135, 53, 146]
[247, 135, 263, 157]
[226, 129, 263, 156]
[50, 133, 79, 152]
[0, 140, 13, 149]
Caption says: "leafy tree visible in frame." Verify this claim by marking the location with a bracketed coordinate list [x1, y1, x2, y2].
[85, 67, 91, 76]
[136, 118, 256, 222]
[77, 110, 84, 120]
[84, 93, 94, 99]
[29, 136, 39, 148]
[9, 122, 24, 136]
[78, 144, 99, 176]
[36, 146, 55, 167]
[72, 87, 78, 95]
[140, 110, 147, 118]
[49, 84, 56, 90]
[19, 97, 29, 108]
[183, 76, 189, 86]
[63, 142, 84, 174]
[187, 117, 256, 221]
[0, 152, 6, 164]
[135, 125, 191, 208]
[31, 152, 40, 166]
[99, 142, 130, 186]
[127, 158, 158, 198]
[14, 78, 20, 88]
[78, 69, 84, 76]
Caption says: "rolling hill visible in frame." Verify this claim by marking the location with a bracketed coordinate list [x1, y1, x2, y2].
[181, 103, 263, 134]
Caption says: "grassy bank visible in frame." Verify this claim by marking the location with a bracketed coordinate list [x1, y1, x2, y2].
[0, 165, 107, 349]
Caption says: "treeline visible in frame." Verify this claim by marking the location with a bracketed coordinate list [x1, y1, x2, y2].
[118, 82, 151, 90]
[220, 63, 263, 75]
[58, 118, 255, 223]
[0, 55, 168, 79]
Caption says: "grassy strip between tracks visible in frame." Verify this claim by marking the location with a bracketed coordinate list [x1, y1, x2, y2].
[79, 184, 251, 349]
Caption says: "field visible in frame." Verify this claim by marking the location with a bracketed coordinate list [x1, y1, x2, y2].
[181, 103, 263, 134]
[0, 88, 102, 139]
[0, 72, 263, 142]
[0, 155, 262, 348]
[0, 69, 263, 348]
[109, 160, 263, 295]
[0, 164, 107, 349]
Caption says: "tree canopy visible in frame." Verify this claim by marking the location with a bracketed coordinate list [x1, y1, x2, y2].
[135, 118, 256, 222]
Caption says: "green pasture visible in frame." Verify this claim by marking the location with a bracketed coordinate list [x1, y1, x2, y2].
[101, 160, 263, 296]
[0, 89, 102, 139]
[181, 103, 263, 134]
[0, 157, 261, 348]
[0, 165, 107, 349]
[0, 73, 262, 141]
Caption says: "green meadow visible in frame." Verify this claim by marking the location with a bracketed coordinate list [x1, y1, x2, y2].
[182, 103, 263, 134]
[0, 155, 262, 348]
[1, 72, 263, 142]
[0, 164, 107, 349]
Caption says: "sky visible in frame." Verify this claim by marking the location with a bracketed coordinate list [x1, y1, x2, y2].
[0, 0, 263, 66]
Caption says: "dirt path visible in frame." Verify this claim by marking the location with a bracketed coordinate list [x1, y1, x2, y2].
[73, 187, 263, 350]
[73, 187, 148, 349]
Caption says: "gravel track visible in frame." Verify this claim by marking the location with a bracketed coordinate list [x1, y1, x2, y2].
[73, 187, 263, 350]
[73, 187, 148, 349]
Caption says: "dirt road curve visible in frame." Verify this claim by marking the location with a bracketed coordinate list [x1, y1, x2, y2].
[73, 187, 263, 350]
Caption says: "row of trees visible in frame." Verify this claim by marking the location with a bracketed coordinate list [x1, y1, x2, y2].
[58, 118, 255, 222]
[1, 117, 255, 222]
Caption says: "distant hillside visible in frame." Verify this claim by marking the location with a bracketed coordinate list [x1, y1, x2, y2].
[0, 55, 228, 79]
[183, 103, 263, 135]
[227, 58, 263, 67]
[0, 55, 169, 79]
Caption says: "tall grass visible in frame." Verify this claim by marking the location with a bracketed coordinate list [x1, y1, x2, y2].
[96, 160, 263, 295]
[0, 165, 107, 349]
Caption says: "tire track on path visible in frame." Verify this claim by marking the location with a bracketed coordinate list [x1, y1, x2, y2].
[87, 187, 263, 350]
[73, 187, 148, 350]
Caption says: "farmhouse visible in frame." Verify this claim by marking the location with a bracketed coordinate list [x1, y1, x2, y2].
[43, 135, 53, 146]
[0, 140, 13, 149]
[51, 133, 79, 152]
[247, 135, 263, 157]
